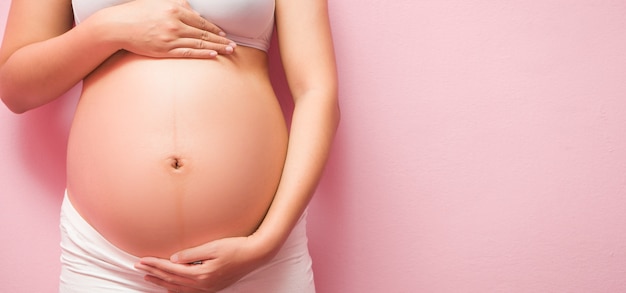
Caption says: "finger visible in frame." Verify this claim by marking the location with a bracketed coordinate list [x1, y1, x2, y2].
[143, 274, 194, 293]
[168, 47, 218, 59]
[135, 257, 195, 278]
[169, 38, 235, 56]
[138, 266, 193, 287]
[170, 242, 218, 264]
[180, 28, 237, 54]
[136, 262, 200, 287]
[184, 26, 234, 47]
[177, 7, 226, 37]
[166, 38, 235, 58]
[166, 4, 237, 56]
[168, 22, 236, 55]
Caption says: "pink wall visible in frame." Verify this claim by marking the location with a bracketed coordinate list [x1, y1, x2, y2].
[2, 0, 626, 292]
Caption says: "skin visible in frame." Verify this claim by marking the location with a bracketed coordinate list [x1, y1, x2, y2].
[0, 0, 338, 292]
[65, 49, 289, 259]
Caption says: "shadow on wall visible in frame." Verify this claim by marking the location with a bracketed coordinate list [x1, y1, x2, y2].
[17, 85, 79, 196]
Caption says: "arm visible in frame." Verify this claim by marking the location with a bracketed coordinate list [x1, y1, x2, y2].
[0, 0, 235, 114]
[252, 0, 340, 254]
[0, 0, 94, 113]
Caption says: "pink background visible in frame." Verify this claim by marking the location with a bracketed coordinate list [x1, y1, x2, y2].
[2, 0, 626, 292]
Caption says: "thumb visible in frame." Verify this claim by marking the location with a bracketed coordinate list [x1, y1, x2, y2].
[170, 241, 217, 264]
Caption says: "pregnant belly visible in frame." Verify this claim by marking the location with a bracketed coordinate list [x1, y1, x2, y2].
[66, 52, 288, 258]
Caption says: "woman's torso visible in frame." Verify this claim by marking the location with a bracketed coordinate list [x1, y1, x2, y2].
[66, 0, 286, 258]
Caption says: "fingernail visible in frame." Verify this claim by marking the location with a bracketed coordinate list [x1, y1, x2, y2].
[170, 254, 179, 263]
[225, 46, 233, 53]
[229, 42, 237, 48]
[219, 31, 226, 37]
[209, 51, 218, 57]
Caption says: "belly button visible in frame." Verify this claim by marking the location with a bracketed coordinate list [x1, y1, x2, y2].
[169, 156, 184, 170]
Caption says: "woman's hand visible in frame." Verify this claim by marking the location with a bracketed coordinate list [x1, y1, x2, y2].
[135, 236, 274, 293]
[97, 0, 236, 59]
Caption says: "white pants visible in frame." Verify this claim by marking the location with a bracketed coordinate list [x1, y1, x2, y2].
[59, 192, 316, 292]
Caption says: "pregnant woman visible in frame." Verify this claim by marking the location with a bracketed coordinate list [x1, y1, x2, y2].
[0, 0, 339, 292]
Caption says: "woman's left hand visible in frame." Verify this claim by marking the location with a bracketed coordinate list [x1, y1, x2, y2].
[135, 236, 272, 293]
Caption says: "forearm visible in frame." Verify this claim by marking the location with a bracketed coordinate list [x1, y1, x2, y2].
[0, 15, 118, 113]
[253, 90, 340, 255]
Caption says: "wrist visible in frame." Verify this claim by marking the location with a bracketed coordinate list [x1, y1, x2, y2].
[82, 8, 125, 54]
[247, 228, 287, 263]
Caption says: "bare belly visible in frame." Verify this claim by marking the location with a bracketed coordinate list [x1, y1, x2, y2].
[66, 49, 288, 258]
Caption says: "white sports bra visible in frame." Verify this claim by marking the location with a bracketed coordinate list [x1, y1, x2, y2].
[72, 0, 275, 51]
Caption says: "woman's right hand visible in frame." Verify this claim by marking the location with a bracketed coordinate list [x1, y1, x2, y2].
[97, 0, 236, 58]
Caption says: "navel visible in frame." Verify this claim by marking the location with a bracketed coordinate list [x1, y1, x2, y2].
[168, 156, 185, 171]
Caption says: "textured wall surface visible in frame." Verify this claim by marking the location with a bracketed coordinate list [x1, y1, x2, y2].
[2, 1, 626, 292]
